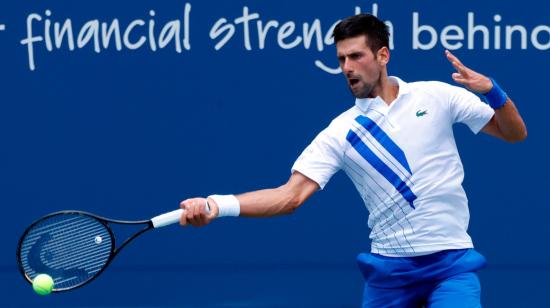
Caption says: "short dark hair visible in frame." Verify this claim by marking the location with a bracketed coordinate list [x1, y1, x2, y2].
[333, 14, 389, 53]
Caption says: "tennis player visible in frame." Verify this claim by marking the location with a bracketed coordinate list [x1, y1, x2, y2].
[179, 14, 527, 307]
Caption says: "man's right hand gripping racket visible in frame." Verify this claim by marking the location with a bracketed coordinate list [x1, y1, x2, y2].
[16, 206, 208, 292]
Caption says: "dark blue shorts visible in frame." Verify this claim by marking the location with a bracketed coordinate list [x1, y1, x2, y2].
[357, 249, 487, 307]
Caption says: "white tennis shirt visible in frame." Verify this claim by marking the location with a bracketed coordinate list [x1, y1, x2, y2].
[292, 77, 495, 257]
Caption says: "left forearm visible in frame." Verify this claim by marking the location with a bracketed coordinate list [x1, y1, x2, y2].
[492, 98, 527, 142]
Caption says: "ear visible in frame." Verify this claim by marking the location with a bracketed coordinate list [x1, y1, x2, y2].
[376, 47, 390, 65]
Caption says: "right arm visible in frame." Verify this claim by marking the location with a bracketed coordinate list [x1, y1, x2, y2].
[179, 171, 319, 226]
[236, 171, 319, 217]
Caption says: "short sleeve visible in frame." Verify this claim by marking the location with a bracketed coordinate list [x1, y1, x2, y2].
[291, 126, 343, 190]
[449, 86, 495, 134]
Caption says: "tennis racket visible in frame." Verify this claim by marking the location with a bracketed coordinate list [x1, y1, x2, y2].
[16, 207, 203, 292]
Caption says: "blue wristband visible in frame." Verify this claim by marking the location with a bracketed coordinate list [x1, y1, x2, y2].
[484, 78, 507, 109]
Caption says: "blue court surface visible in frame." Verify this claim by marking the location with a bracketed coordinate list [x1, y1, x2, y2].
[2, 264, 549, 307]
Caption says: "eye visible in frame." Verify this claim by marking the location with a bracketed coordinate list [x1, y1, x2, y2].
[349, 53, 362, 60]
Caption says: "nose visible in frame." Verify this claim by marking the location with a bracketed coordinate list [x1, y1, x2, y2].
[342, 58, 353, 74]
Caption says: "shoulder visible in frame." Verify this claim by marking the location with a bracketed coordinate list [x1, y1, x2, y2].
[333, 105, 360, 123]
[311, 105, 358, 145]
[407, 80, 481, 112]
[409, 80, 460, 96]
[325, 105, 359, 133]
[409, 80, 475, 99]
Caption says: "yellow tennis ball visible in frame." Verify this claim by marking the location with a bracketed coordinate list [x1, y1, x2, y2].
[32, 274, 54, 295]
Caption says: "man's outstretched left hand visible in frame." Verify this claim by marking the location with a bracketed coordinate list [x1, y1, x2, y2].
[445, 50, 493, 94]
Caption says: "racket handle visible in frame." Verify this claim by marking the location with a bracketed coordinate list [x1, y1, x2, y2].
[151, 209, 184, 228]
[151, 202, 211, 228]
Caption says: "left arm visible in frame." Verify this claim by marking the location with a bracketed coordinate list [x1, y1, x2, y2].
[445, 50, 527, 143]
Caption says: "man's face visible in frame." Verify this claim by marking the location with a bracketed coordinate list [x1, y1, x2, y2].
[336, 35, 387, 98]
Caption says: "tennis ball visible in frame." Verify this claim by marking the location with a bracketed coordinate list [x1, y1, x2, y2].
[32, 274, 54, 295]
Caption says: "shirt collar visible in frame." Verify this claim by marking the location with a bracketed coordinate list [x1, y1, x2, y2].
[354, 76, 410, 112]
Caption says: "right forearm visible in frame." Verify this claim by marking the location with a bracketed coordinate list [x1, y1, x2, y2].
[229, 185, 301, 218]
[181, 172, 319, 226]
[223, 172, 319, 218]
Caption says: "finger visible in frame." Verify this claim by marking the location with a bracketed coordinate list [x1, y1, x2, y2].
[190, 214, 201, 226]
[445, 50, 463, 65]
[192, 202, 204, 225]
[199, 199, 210, 218]
[452, 73, 468, 84]
[187, 200, 196, 220]
[197, 204, 208, 225]
[453, 62, 470, 77]
[448, 58, 468, 75]
[178, 200, 190, 226]
[179, 210, 188, 226]
[193, 200, 205, 225]
[452, 72, 463, 80]
[445, 50, 470, 76]
[199, 204, 206, 216]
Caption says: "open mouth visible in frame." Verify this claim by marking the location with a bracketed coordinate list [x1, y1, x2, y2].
[349, 78, 360, 87]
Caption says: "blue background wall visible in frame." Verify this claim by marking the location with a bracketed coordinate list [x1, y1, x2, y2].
[1, 0, 548, 307]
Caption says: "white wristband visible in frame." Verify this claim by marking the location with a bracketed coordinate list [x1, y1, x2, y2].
[208, 194, 240, 217]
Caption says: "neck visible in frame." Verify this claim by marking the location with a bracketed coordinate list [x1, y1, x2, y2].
[369, 74, 399, 105]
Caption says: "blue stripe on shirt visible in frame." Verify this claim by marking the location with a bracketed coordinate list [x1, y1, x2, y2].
[355, 115, 412, 175]
[347, 130, 417, 209]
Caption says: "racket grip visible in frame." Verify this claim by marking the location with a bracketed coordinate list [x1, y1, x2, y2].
[151, 209, 184, 228]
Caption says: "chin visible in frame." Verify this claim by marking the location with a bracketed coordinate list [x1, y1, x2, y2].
[350, 87, 372, 99]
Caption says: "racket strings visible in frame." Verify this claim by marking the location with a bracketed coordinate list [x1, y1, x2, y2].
[19, 214, 113, 290]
